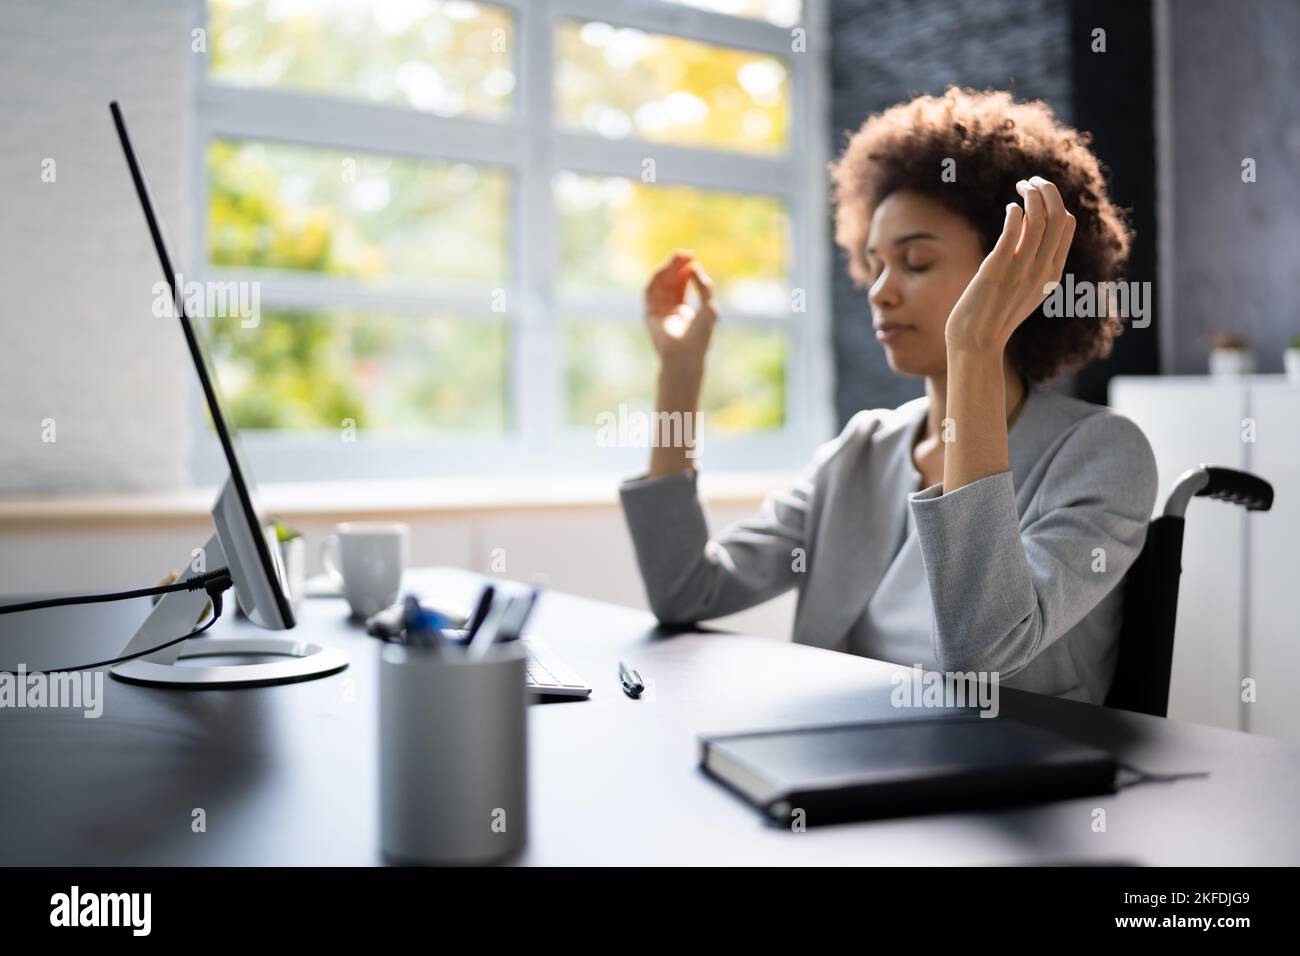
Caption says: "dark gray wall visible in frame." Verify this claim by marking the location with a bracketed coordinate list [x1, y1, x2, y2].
[1168, 0, 1300, 373]
[1069, 0, 1159, 402]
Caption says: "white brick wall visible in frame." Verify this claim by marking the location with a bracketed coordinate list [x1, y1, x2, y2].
[0, 0, 197, 493]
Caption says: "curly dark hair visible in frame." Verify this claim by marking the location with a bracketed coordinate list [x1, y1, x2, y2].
[829, 86, 1132, 384]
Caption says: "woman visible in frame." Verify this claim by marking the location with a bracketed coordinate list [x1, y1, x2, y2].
[618, 87, 1158, 704]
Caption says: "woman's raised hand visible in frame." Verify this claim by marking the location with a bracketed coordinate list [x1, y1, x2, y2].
[644, 250, 717, 375]
[944, 175, 1077, 356]
[642, 251, 716, 478]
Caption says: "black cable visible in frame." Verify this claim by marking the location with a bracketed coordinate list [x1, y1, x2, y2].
[0, 567, 233, 616]
[1, 571, 233, 674]
[1116, 762, 1210, 789]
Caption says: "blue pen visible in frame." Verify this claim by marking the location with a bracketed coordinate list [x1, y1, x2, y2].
[402, 596, 444, 650]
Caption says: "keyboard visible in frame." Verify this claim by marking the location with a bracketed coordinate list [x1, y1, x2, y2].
[521, 637, 591, 698]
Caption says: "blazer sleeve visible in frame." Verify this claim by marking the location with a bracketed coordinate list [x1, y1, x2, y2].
[907, 412, 1158, 677]
[618, 414, 869, 625]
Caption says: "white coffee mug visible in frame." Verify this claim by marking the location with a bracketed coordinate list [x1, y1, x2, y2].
[321, 522, 409, 619]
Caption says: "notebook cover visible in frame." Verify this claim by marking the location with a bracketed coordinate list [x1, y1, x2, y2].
[699, 713, 1118, 826]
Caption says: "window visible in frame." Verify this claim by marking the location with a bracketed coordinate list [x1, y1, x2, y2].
[196, 0, 831, 481]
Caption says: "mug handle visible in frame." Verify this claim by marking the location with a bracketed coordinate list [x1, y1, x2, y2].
[320, 534, 343, 588]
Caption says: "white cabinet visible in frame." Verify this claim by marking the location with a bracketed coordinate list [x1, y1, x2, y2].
[1110, 375, 1299, 741]
[1246, 381, 1300, 739]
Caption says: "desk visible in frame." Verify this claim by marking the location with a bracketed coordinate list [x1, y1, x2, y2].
[2, 567, 1298, 865]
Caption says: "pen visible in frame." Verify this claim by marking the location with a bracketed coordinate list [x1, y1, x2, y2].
[465, 584, 495, 640]
[465, 592, 509, 660]
[467, 587, 539, 660]
[403, 595, 442, 651]
[618, 660, 644, 698]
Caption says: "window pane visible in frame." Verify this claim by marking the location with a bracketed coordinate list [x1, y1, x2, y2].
[207, 309, 510, 431]
[660, 0, 802, 28]
[555, 21, 789, 154]
[556, 173, 788, 313]
[564, 321, 786, 432]
[208, 139, 510, 285]
[209, 0, 516, 118]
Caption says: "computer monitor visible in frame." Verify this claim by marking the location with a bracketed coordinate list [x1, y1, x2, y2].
[107, 101, 347, 687]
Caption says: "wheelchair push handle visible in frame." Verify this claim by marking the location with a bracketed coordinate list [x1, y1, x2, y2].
[1163, 465, 1274, 518]
[1198, 466, 1274, 511]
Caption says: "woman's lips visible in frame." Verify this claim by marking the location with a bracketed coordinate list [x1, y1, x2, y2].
[874, 324, 913, 343]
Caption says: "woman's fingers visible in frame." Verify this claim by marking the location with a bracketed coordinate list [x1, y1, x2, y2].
[987, 202, 1024, 268]
[1015, 179, 1048, 260]
[646, 252, 681, 289]
[1020, 176, 1074, 282]
[647, 250, 693, 289]
[646, 250, 696, 315]
[686, 267, 718, 344]
[689, 264, 715, 308]
[1031, 176, 1065, 220]
[1029, 176, 1067, 269]
[1050, 212, 1077, 277]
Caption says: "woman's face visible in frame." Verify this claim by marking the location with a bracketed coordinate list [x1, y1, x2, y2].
[864, 191, 987, 379]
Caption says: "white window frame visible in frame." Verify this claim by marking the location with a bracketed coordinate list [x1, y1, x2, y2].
[190, 0, 834, 483]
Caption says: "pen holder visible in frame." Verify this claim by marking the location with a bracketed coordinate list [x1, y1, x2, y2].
[379, 641, 528, 865]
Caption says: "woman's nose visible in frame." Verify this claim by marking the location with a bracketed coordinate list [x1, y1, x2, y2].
[868, 266, 901, 310]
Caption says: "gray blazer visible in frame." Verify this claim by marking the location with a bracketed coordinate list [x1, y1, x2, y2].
[619, 386, 1159, 704]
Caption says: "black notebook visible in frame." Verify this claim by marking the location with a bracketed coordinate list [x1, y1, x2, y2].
[699, 713, 1117, 825]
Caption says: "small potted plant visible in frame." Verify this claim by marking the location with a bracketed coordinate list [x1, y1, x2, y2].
[1286, 334, 1300, 384]
[1208, 331, 1255, 377]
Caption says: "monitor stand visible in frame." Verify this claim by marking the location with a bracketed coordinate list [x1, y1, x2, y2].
[110, 531, 348, 689]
